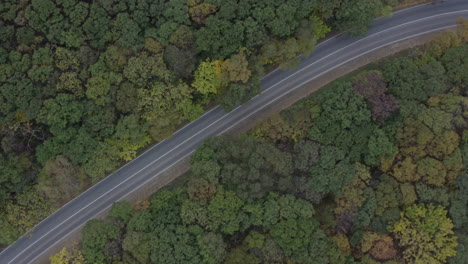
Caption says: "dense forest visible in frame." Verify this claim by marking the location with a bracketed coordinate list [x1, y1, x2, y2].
[51, 22, 468, 264]
[0, 0, 406, 246]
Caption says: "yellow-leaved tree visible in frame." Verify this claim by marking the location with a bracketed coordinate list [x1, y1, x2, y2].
[50, 247, 85, 264]
[392, 204, 458, 264]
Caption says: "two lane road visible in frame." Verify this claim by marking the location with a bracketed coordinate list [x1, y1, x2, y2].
[2, 0, 468, 263]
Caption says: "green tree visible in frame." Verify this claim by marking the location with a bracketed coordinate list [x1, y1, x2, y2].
[82, 219, 121, 263]
[163, 45, 196, 79]
[56, 72, 83, 97]
[198, 232, 226, 264]
[86, 72, 122, 106]
[0, 153, 30, 205]
[219, 77, 260, 112]
[1, 187, 52, 244]
[82, 3, 112, 49]
[191, 136, 293, 200]
[109, 201, 133, 225]
[334, 0, 385, 35]
[110, 13, 143, 50]
[442, 44, 468, 86]
[383, 59, 449, 103]
[123, 231, 151, 264]
[374, 175, 401, 216]
[54, 47, 79, 71]
[309, 145, 356, 195]
[207, 189, 245, 235]
[150, 225, 203, 264]
[123, 52, 171, 86]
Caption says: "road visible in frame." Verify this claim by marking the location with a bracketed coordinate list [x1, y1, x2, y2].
[2, 1, 468, 263]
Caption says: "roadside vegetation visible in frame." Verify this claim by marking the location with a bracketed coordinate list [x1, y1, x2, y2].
[0, 0, 411, 246]
[54, 20, 468, 264]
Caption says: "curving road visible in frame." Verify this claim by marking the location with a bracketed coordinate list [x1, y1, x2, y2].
[2, 1, 468, 263]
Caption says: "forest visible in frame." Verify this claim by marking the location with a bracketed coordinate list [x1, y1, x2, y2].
[51, 20, 468, 264]
[0, 0, 404, 246]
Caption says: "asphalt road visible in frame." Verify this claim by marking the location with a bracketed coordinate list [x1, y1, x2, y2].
[2, 1, 468, 263]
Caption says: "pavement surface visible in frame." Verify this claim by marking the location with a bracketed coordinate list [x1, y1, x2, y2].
[1, 0, 468, 263]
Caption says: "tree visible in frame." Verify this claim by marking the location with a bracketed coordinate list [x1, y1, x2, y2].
[109, 201, 133, 225]
[427, 30, 462, 57]
[0, 153, 30, 205]
[82, 219, 121, 263]
[187, 178, 217, 201]
[123, 231, 151, 264]
[2, 187, 52, 243]
[150, 225, 203, 264]
[28, 48, 54, 83]
[261, 236, 285, 263]
[374, 175, 401, 216]
[192, 59, 222, 95]
[224, 247, 260, 264]
[271, 216, 318, 261]
[308, 229, 347, 264]
[195, 18, 246, 59]
[38, 93, 85, 135]
[56, 72, 84, 97]
[334, 163, 371, 233]
[416, 157, 448, 186]
[101, 45, 130, 72]
[50, 247, 85, 264]
[415, 183, 451, 207]
[383, 59, 449, 103]
[163, 45, 196, 79]
[123, 52, 171, 86]
[442, 44, 468, 86]
[169, 25, 193, 48]
[198, 232, 226, 264]
[36, 155, 82, 208]
[189, 2, 217, 25]
[81, 141, 120, 183]
[220, 50, 251, 84]
[352, 70, 399, 123]
[334, 0, 385, 35]
[207, 189, 245, 235]
[136, 80, 193, 122]
[82, 3, 112, 49]
[86, 72, 122, 106]
[308, 80, 394, 165]
[392, 204, 458, 264]
[191, 136, 293, 200]
[54, 47, 79, 71]
[110, 13, 143, 50]
[309, 145, 356, 195]
[116, 82, 139, 114]
[219, 77, 260, 112]
[360, 232, 397, 261]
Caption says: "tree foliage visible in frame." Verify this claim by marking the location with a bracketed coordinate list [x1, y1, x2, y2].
[392, 204, 458, 264]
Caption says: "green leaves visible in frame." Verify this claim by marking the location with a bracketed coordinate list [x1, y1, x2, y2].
[384, 59, 449, 103]
[38, 94, 84, 133]
[309, 146, 356, 195]
[82, 219, 121, 264]
[191, 136, 293, 200]
[207, 189, 245, 234]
